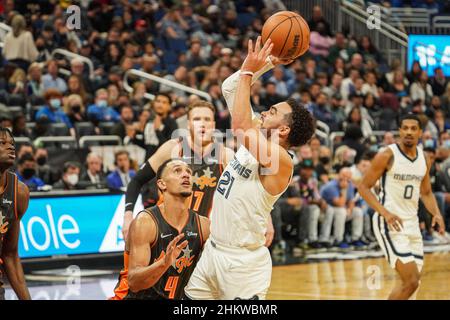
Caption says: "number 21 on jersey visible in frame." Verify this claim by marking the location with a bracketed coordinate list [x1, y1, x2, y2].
[217, 171, 235, 199]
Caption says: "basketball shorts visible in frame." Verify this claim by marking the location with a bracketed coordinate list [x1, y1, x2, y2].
[372, 212, 424, 270]
[109, 251, 129, 300]
[184, 238, 272, 300]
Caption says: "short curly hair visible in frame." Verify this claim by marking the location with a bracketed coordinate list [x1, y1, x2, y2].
[284, 98, 316, 147]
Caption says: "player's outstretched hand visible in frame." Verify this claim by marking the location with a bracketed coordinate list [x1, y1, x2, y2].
[384, 211, 403, 232]
[241, 36, 274, 74]
[432, 214, 446, 235]
[164, 233, 188, 267]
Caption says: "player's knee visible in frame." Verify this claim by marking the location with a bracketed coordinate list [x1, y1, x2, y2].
[403, 275, 420, 294]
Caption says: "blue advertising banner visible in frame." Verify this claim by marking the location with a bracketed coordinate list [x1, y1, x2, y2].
[408, 35, 450, 76]
[18, 194, 144, 259]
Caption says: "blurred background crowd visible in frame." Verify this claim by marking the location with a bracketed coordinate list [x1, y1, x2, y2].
[0, 0, 449, 254]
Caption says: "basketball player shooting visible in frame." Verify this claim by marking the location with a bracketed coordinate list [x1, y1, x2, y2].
[0, 128, 31, 300]
[359, 114, 446, 300]
[184, 37, 315, 300]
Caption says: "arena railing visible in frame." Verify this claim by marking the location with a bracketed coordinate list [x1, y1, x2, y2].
[315, 129, 330, 147]
[51, 48, 95, 80]
[284, 0, 408, 69]
[367, 3, 437, 35]
[79, 135, 122, 148]
[123, 69, 212, 102]
[34, 136, 78, 149]
[316, 120, 330, 135]
[341, 0, 408, 69]
[432, 15, 450, 35]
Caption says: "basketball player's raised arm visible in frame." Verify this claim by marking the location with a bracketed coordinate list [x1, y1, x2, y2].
[1, 182, 31, 300]
[232, 38, 292, 175]
[123, 139, 179, 239]
[221, 50, 275, 125]
[359, 148, 403, 231]
[128, 213, 188, 292]
[420, 156, 446, 234]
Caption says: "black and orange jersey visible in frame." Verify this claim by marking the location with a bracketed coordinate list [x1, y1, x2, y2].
[125, 205, 203, 300]
[179, 136, 223, 218]
[143, 137, 223, 217]
[0, 171, 19, 295]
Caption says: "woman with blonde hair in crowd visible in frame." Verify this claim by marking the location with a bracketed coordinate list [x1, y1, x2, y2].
[3, 14, 39, 71]
[8, 67, 26, 95]
[64, 94, 87, 124]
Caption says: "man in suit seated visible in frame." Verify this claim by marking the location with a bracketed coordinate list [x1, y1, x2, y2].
[107, 150, 136, 192]
[80, 152, 107, 189]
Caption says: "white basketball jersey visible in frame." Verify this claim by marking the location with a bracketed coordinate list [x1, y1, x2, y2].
[210, 145, 291, 249]
[379, 144, 427, 220]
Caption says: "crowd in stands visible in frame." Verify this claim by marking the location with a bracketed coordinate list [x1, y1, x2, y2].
[0, 0, 450, 253]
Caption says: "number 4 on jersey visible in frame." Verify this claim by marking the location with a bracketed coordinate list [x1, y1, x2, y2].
[164, 276, 179, 299]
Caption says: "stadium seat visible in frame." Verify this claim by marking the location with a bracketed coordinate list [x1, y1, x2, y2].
[7, 106, 24, 118]
[98, 122, 115, 135]
[75, 121, 96, 137]
[50, 123, 70, 136]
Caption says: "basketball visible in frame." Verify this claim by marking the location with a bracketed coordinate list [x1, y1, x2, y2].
[261, 11, 310, 59]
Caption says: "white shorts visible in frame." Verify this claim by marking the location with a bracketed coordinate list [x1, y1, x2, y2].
[372, 212, 424, 270]
[184, 238, 272, 300]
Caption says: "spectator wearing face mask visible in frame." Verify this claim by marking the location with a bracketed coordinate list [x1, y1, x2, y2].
[53, 162, 82, 190]
[16, 153, 45, 191]
[422, 130, 438, 150]
[36, 89, 76, 137]
[87, 89, 121, 124]
[64, 94, 87, 124]
[35, 147, 54, 185]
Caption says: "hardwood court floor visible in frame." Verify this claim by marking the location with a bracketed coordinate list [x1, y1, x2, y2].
[268, 251, 450, 300]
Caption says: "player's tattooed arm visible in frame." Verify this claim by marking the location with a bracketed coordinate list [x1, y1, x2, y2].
[1, 182, 31, 300]
[421, 155, 446, 234]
